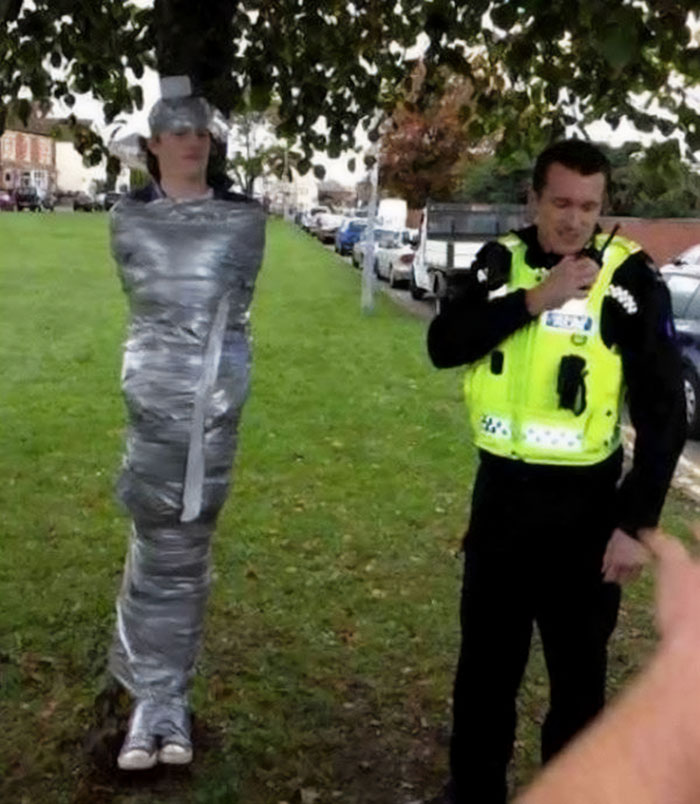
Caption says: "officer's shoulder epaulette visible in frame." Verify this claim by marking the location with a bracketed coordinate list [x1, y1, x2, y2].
[603, 232, 643, 259]
[468, 240, 513, 290]
[497, 232, 523, 251]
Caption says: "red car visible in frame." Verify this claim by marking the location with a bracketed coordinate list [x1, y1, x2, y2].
[0, 190, 14, 211]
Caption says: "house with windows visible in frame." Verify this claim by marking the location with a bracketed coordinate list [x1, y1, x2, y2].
[0, 108, 58, 194]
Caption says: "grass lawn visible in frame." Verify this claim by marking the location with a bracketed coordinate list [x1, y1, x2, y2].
[0, 211, 696, 804]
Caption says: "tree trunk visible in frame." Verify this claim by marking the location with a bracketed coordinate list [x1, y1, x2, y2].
[153, 0, 237, 116]
[106, 155, 120, 191]
[152, 0, 238, 190]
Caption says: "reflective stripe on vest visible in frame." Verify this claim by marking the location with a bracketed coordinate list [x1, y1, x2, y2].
[464, 232, 641, 466]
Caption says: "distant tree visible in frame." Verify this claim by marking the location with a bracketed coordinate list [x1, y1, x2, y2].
[607, 139, 700, 218]
[459, 151, 533, 205]
[460, 139, 700, 218]
[227, 108, 302, 195]
[379, 70, 480, 208]
[227, 109, 275, 195]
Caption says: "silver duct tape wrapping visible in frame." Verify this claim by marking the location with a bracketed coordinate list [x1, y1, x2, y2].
[109, 195, 265, 703]
[149, 96, 213, 137]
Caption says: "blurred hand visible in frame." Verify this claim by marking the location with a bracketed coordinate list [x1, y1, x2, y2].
[602, 527, 649, 585]
[526, 255, 599, 315]
[642, 528, 700, 647]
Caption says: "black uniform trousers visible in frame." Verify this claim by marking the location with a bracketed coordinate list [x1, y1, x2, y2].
[450, 450, 622, 803]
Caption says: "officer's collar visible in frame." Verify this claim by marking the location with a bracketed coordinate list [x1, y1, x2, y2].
[514, 224, 602, 269]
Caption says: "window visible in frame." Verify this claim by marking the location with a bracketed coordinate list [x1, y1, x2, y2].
[677, 245, 700, 266]
[666, 274, 700, 318]
[684, 288, 700, 322]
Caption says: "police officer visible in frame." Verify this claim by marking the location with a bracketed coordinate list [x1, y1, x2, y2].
[425, 140, 686, 803]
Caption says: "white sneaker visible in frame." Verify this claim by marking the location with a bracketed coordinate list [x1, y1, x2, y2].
[117, 735, 157, 770]
[158, 739, 193, 765]
[117, 700, 157, 771]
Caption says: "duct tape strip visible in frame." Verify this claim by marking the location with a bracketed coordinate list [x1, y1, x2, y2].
[181, 292, 231, 522]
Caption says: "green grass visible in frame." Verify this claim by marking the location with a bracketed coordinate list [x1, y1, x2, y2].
[0, 212, 695, 803]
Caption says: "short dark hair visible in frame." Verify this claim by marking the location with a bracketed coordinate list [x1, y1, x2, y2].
[533, 139, 610, 196]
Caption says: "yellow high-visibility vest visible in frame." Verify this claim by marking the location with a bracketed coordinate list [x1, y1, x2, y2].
[464, 231, 641, 465]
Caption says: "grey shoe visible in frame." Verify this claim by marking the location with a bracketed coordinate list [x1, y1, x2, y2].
[117, 701, 158, 770]
[158, 739, 193, 765]
[151, 695, 193, 765]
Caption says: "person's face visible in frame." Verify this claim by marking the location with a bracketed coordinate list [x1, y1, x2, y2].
[533, 162, 606, 255]
[147, 128, 211, 181]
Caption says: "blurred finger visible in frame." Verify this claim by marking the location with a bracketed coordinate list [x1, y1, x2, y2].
[645, 532, 688, 563]
[690, 521, 700, 543]
[617, 566, 633, 585]
[625, 566, 642, 584]
[603, 565, 619, 584]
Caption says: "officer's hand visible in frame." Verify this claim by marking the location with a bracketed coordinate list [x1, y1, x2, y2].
[602, 527, 650, 585]
[526, 255, 599, 315]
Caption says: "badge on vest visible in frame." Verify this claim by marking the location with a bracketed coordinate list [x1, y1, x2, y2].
[542, 310, 595, 335]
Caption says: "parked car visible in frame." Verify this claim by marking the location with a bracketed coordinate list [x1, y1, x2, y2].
[335, 218, 368, 255]
[373, 228, 416, 287]
[39, 190, 55, 211]
[0, 190, 14, 211]
[73, 193, 99, 211]
[103, 191, 123, 210]
[15, 186, 42, 211]
[312, 211, 344, 243]
[301, 205, 330, 231]
[662, 265, 700, 437]
[352, 237, 366, 268]
[352, 228, 399, 269]
[660, 244, 700, 273]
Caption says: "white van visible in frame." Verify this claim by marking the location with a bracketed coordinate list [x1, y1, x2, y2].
[377, 197, 407, 230]
[410, 203, 528, 300]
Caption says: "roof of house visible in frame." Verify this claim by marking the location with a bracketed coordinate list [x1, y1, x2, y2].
[4, 103, 91, 140]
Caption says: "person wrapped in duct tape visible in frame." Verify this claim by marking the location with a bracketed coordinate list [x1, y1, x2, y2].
[107, 77, 265, 770]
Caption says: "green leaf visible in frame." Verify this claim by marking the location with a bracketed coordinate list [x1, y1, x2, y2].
[490, 2, 519, 31]
[313, 164, 325, 180]
[600, 10, 641, 70]
[468, 119, 484, 139]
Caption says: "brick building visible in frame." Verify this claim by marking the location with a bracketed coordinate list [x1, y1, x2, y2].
[0, 108, 57, 193]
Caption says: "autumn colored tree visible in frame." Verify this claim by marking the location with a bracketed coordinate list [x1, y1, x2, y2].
[379, 72, 478, 208]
